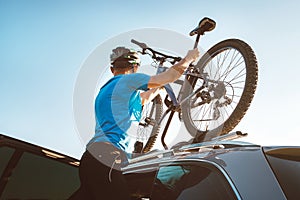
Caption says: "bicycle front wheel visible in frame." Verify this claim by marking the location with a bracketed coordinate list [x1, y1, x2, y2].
[181, 39, 258, 142]
[133, 95, 163, 153]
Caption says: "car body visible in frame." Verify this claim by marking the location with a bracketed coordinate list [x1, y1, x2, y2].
[1, 133, 299, 199]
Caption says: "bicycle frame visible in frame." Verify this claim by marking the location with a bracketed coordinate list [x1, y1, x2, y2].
[154, 62, 210, 149]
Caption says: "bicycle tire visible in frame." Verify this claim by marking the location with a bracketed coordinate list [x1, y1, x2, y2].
[181, 39, 258, 142]
[134, 95, 163, 153]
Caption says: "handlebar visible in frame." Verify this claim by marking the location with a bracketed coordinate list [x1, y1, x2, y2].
[131, 39, 182, 64]
[132, 17, 215, 64]
[131, 39, 148, 49]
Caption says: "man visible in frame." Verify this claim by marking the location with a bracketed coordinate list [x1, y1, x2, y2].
[70, 46, 199, 199]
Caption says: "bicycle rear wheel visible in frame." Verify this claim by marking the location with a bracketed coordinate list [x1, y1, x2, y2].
[181, 39, 258, 142]
[133, 95, 163, 153]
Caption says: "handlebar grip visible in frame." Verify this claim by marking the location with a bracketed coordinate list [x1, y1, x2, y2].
[131, 39, 148, 49]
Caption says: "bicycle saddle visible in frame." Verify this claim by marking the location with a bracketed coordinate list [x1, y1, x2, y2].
[190, 17, 216, 36]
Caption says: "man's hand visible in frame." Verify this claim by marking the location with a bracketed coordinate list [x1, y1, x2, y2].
[148, 48, 200, 88]
[184, 48, 200, 64]
[172, 48, 200, 73]
[140, 87, 165, 105]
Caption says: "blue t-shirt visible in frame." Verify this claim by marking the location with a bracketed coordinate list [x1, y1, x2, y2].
[87, 73, 150, 153]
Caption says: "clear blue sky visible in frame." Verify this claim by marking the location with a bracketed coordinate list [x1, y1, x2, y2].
[1, 0, 299, 159]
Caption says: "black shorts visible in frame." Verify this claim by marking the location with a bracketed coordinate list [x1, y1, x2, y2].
[76, 142, 130, 200]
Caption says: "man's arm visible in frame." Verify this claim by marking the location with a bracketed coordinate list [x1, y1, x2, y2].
[147, 48, 199, 88]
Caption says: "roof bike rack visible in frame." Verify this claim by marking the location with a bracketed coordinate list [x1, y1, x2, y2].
[178, 131, 248, 152]
[129, 149, 174, 164]
[210, 131, 248, 141]
[128, 131, 248, 164]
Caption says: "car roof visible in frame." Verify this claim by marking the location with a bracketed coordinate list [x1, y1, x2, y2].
[125, 137, 300, 170]
[124, 139, 260, 169]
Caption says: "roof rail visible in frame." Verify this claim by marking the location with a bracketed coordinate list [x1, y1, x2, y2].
[129, 149, 174, 164]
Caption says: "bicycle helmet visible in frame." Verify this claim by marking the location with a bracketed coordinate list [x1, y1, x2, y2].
[110, 47, 140, 68]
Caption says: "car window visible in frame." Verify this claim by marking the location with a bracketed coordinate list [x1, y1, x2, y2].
[0, 146, 15, 177]
[151, 162, 238, 200]
[1, 151, 80, 199]
[265, 148, 300, 199]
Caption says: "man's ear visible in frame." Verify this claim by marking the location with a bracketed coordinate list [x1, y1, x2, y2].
[133, 65, 138, 73]
[110, 66, 115, 74]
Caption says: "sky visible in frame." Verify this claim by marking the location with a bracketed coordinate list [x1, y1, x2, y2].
[1, 0, 300, 159]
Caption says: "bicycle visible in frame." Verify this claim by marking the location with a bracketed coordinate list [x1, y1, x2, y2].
[132, 17, 258, 154]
